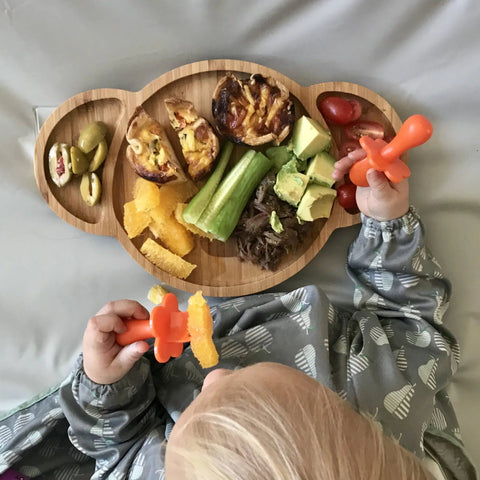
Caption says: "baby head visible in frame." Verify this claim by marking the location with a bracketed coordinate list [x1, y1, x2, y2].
[165, 362, 433, 480]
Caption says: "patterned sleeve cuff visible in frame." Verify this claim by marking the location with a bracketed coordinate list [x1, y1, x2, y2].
[71, 354, 152, 410]
[360, 206, 420, 235]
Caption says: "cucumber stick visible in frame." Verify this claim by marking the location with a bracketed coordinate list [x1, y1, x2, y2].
[196, 150, 273, 241]
[182, 141, 234, 225]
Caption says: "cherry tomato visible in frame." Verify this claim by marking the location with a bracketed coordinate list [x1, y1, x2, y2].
[349, 99, 362, 122]
[338, 139, 361, 159]
[336, 183, 359, 214]
[318, 96, 363, 125]
[345, 120, 385, 140]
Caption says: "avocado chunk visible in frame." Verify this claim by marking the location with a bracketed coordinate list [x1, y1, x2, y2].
[269, 210, 284, 233]
[296, 184, 337, 222]
[265, 145, 295, 172]
[306, 151, 337, 187]
[274, 159, 309, 207]
[292, 115, 332, 161]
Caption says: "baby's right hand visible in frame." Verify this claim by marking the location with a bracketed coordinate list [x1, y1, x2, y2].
[332, 152, 410, 221]
[82, 300, 150, 384]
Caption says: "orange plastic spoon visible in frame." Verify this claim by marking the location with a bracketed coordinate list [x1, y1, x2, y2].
[349, 114, 433, 187]
[116, 293, 191, 363]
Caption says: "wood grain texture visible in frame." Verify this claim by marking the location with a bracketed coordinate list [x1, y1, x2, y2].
[33, 59, 403, 297]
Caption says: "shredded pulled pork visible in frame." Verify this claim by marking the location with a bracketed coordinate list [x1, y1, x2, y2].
[233, 172, 312, 271]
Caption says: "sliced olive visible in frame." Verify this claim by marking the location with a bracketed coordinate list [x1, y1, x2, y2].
[48, 142, 72, 187]
[70, 146, 90, 174]
[88, 139, 108, 172]
[78, 121, 107, 153]
[80, 172, 102, 206]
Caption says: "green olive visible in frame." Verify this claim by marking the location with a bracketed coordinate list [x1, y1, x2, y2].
[70, 146, 90, 174]
[78, 121, 107, 153]
[88, 139, 108, 172]
[80, 172, 102, 206]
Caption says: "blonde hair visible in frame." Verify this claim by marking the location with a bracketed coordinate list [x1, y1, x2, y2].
[166, 373, 434, 480]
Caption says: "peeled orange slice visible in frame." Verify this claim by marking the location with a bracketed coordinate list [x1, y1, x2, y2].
[187, 291, 219, 368]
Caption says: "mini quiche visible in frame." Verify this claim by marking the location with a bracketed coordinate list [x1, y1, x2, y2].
[125, 106, 187, 184]
[164, 97, 220, 180]
[212, 72, 295, 146]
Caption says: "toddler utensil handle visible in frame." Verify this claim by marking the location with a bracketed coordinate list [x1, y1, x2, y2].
[380, 114, 433, 162]
[116, 319, 152, 346]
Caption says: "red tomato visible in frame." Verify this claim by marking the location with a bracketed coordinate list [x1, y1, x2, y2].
[318, 96, 363, 125]
[336, 183, 359, 214]
[345, 120, 385, 140]
[338, 139, 361, 158]
[349, 99, 362, 122]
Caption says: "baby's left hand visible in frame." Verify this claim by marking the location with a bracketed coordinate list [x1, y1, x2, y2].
[83, 300, 150, 384]
[332, 151, 409, 221]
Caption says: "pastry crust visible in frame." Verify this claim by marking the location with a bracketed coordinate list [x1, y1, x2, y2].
[125, 106, 187, 184]
[164, 97, 219, 180]
[212, 73, 295, 146]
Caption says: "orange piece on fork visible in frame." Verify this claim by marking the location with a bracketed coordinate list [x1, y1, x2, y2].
[187, 291, 219, 368]
[349, 114, 433, 187]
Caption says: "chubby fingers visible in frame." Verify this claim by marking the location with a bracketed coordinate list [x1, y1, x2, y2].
[96, 299, 150, 320]
[332, 148, 366, 181]
[111, 340, 151, 371]
[82, 300, 151, 384]
[364, 168, 390, 192]
[84, 301, 148, 351]
[365, 168, 409, 196]
[360, 169, 409, 221]
[83, 313, 127, 353]
[88, 313, 128, 336]
[83, 319, 149, 384]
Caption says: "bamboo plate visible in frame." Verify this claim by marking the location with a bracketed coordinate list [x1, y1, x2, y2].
[34, 59, 403, 297]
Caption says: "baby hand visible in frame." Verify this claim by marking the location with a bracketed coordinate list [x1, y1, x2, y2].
[83, 300, 150, 384]
[332, 152, 409, 221]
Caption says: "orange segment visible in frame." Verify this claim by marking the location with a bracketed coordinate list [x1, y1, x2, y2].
[133, 178, 162, 212]
[190, 337, 219, 369]
[123, 177, 199, 279]
[155, 181, 199, 217]
[148, 284, 168, 304]
[149, 208, 195, 257]
[140, 238, 196, 279]
[123, 200, 151, 238]
[187, 291, 219, 368]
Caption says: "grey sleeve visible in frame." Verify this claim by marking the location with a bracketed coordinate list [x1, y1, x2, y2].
[59, 355, 166, 479]
[339, 207, 459, 455]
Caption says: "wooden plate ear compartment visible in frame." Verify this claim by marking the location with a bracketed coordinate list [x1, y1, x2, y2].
[308, 81, 404, 220]
[312, 81, 403, 159]
[34, 91, 129, 236]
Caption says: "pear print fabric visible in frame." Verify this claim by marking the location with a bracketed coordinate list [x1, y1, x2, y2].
[0, 208, 475, 479]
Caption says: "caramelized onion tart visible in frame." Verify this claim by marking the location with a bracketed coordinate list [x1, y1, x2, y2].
[125, 106, 187, 184]
[164, 97, 219, 181]
[212, 73, 295, 146]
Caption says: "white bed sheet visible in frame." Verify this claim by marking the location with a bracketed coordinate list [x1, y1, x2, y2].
[1, 0, 479, 470]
